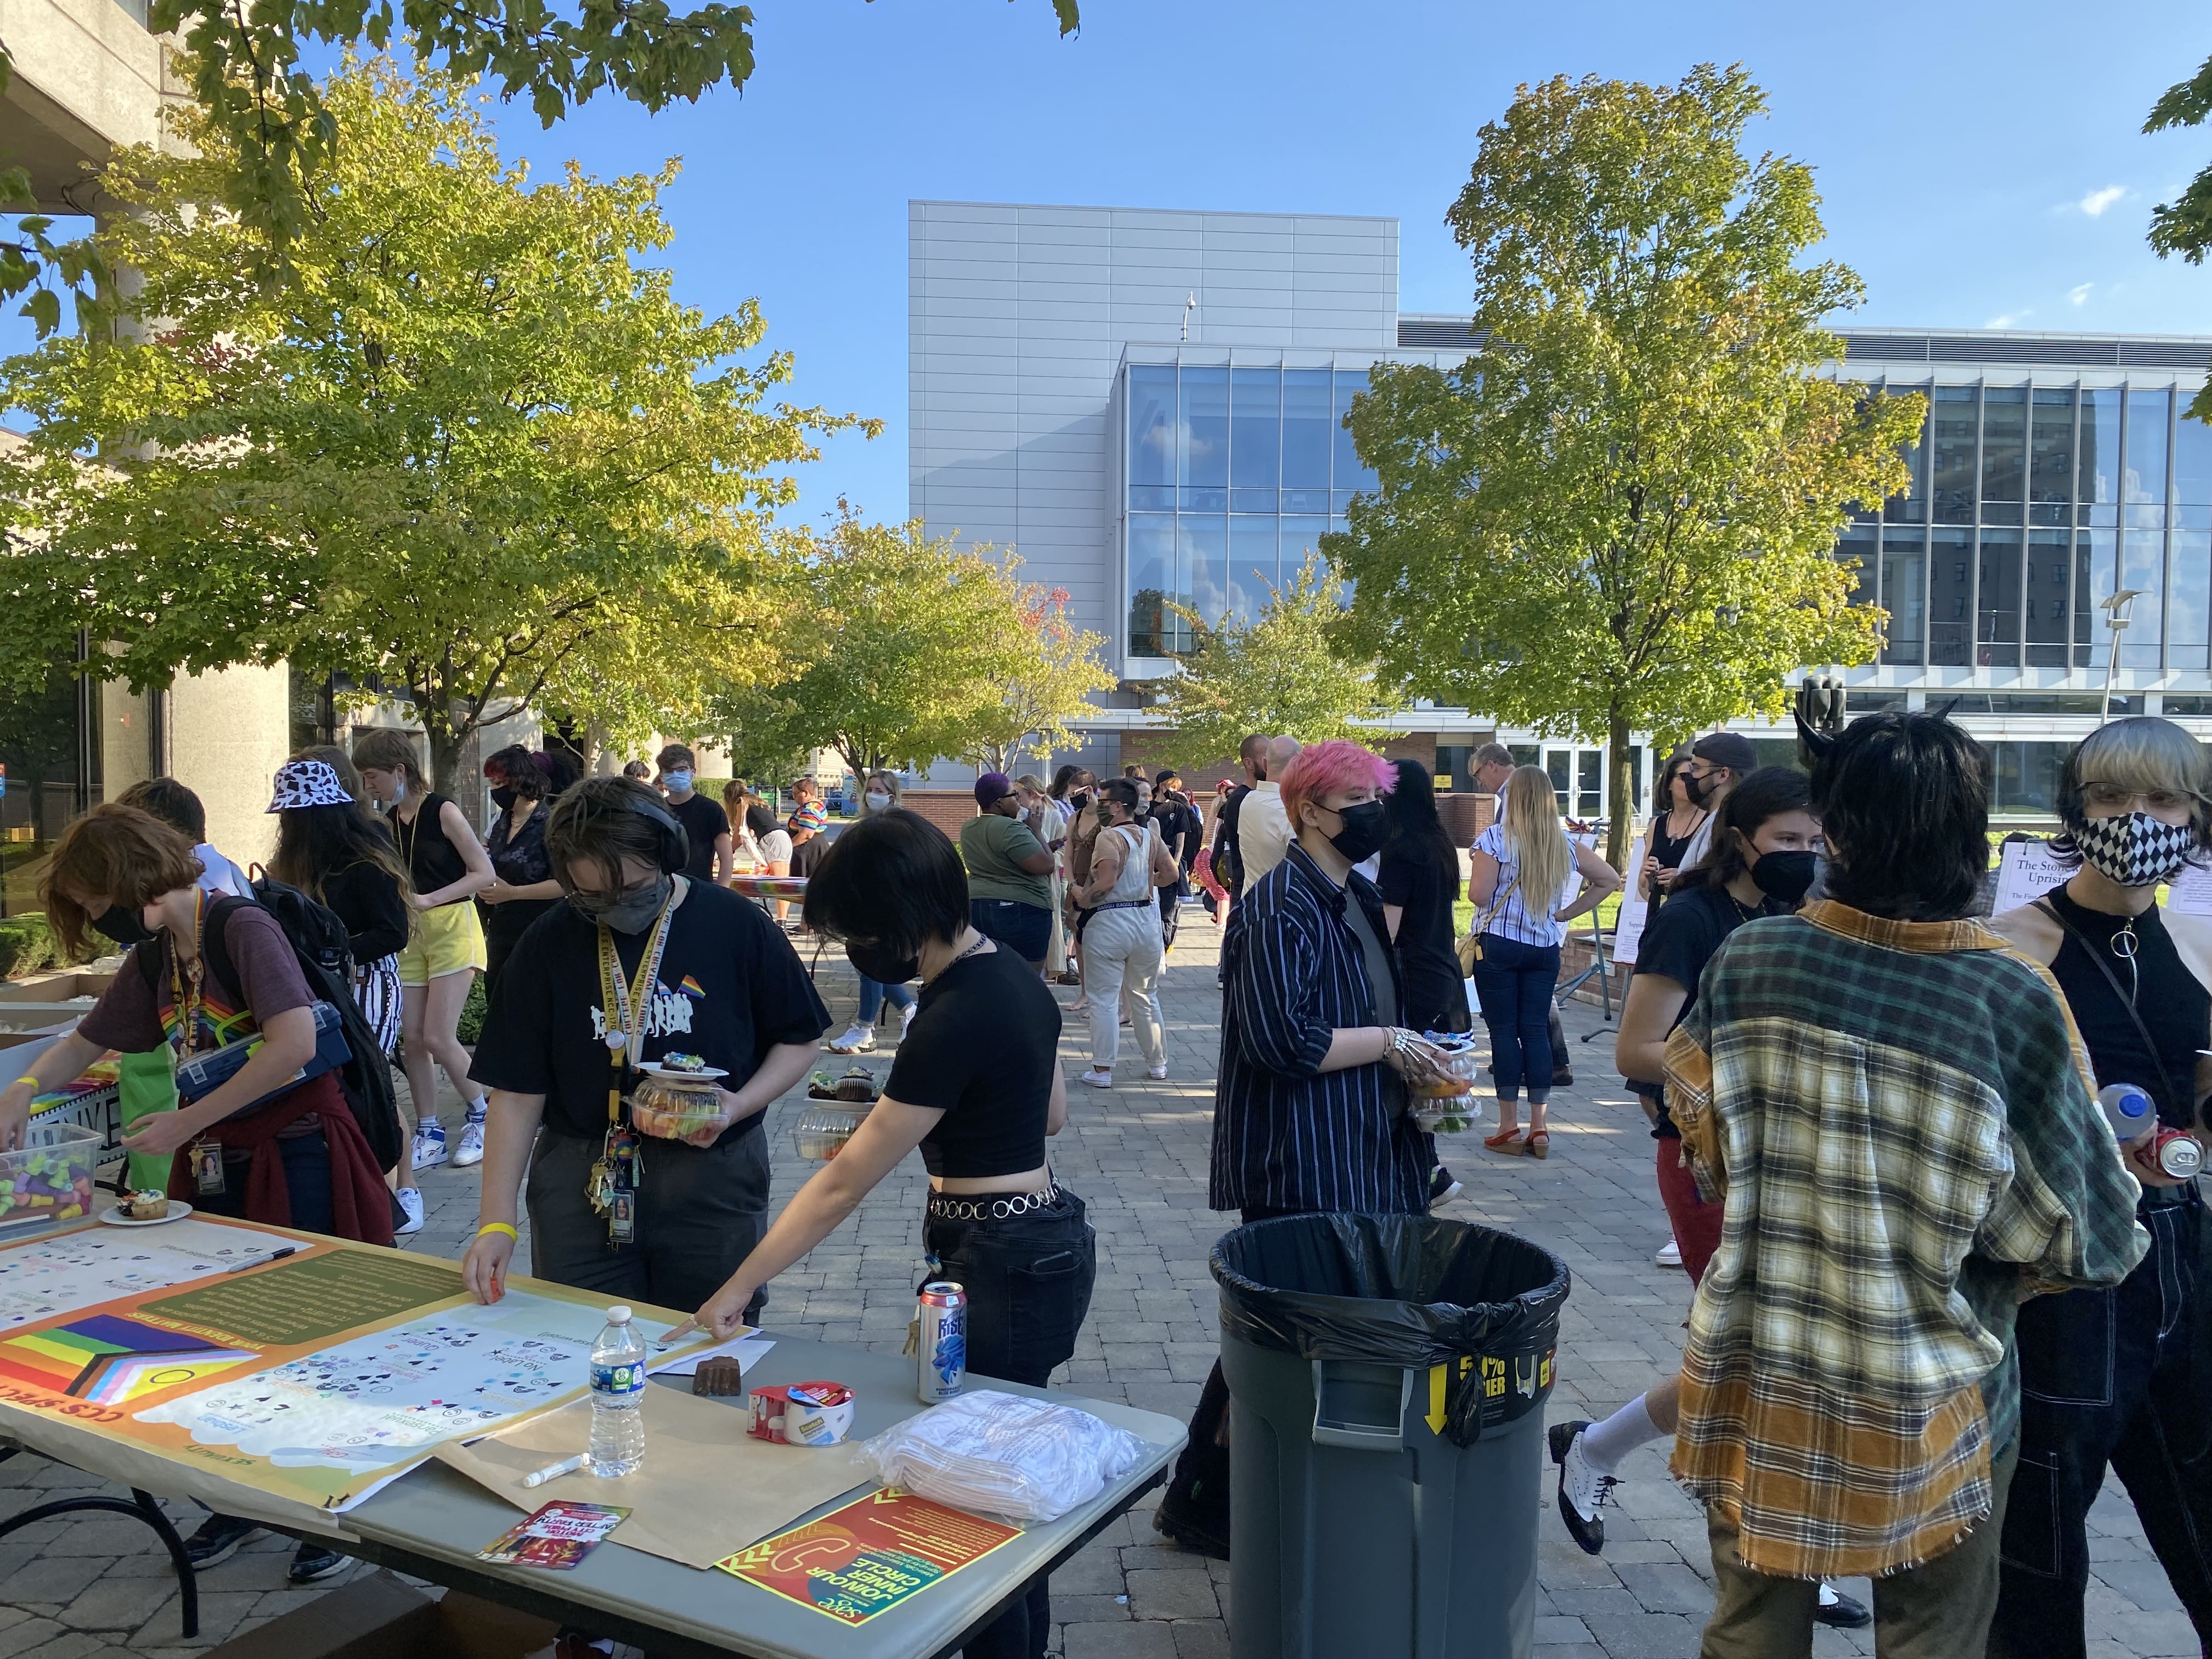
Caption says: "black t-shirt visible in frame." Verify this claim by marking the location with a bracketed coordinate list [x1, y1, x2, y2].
[665, 794, 731, 882]
[884, 945, 1061, 1178]
[1629, 883, 1775, 1136]
[469, 879, 830, 1142]
[1378, 839, 1468, 1032]
[2045, 887, 2210, 1132]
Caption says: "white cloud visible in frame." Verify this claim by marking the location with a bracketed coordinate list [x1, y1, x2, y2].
[2078, 185, 2126, 218]
[2068, 283, 2093, 306]
[1985, 309, 2033, 329]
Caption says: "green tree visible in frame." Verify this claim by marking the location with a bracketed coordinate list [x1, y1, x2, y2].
[1153, 555, 1406, 772]
[0, 4, 1078, 335]
[723, 514, 1042, 777]
[2148, 52, 2212, 420]
[962, 583, 1115, 775]
[0, 59, 870, 788]
[1330, 66, 1921, 871]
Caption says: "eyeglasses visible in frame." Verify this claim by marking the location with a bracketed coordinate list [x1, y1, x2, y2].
[2081, 782, 2199, 814]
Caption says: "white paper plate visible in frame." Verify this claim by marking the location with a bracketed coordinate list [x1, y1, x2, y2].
[99, 1201, 195, 1227]
[635, 1062, 729, 1081]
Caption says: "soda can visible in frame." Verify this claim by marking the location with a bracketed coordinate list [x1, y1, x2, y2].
[917, 1281, 967, 1404]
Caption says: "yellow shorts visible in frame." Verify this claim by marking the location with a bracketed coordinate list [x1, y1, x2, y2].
[396, 899, 486, 986]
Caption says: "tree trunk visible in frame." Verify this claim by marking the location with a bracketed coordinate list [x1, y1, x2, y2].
[1606, 708, 1635, 876]
[424, 719, 466, 797]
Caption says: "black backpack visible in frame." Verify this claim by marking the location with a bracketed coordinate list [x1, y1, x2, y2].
[138, 884, 405, 1174]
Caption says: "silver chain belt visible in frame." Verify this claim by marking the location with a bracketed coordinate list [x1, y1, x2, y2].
[926, 1182, 1064, 1222]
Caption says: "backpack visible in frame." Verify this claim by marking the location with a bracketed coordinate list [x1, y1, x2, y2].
[139, 884, 405, 1174]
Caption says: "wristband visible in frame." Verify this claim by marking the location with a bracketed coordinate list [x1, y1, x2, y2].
[10, 1076, 37, 1093]
[475, 1222, 519, 1241]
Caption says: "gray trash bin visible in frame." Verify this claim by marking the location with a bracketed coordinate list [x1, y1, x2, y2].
[1212, 1214, 1570, 1659]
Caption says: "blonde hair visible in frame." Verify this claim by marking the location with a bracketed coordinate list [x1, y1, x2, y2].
[2070, 717, 2210, 800]
[1499, 766, 1572, 910]
[862, 771, 902, 815]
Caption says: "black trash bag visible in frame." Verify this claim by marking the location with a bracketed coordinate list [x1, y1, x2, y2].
[1212, 1214, 1570, 1447]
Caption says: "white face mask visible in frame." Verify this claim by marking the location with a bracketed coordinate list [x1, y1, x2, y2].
[865, 791, 891, 811]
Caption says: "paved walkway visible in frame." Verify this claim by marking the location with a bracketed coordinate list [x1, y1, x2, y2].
[0, 916, 2190, 1657]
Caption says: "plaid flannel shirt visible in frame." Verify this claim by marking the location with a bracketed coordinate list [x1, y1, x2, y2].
[1663, 900, 2147, 1579]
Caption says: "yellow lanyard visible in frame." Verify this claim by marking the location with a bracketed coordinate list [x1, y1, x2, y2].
[596, 890, 678, 1124]
[166, 889, 206, 1063]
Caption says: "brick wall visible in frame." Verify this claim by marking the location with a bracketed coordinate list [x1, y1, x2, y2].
[1436, 792, 1495, 846]
[900, 790, 979, 838]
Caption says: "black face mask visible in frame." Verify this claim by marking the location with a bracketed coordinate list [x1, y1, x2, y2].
[846, 940, 919, 986]
[1070, 791, 1091, 810]
[1684, 768, 1721, 808]
[1322, 800, 1389, 864]
[93, 905, 158, 947]
[490, 785, 519, 811]
[1750, 848, 1819, 906]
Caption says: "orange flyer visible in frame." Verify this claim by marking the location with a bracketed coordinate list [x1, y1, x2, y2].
[715, 1487, 1020, 1624]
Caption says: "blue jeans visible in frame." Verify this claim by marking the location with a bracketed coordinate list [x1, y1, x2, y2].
[857, 975, 916, 1025]
[970, 898, 1052, 966]
[1470, 934, 1560, 1102]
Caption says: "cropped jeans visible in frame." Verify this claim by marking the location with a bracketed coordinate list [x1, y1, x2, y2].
[1469, 934, 1560, 1101]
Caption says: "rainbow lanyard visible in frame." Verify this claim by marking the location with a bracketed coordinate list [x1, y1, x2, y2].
[595, 891, 678, 1125]
[166, 889, 207, 1064]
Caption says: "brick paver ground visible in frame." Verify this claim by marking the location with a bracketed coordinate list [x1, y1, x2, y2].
[0, 914, 2190, 1656]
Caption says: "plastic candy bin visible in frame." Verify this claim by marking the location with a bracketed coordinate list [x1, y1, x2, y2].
[0, 1121, 101, 1229]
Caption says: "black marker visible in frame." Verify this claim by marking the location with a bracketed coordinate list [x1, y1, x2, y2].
[225, 1248, 297, 1274]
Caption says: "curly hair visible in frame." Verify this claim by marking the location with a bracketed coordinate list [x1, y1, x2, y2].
[40, 804, 205, 958]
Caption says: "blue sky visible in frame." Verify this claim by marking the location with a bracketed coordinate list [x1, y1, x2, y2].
[47, 2, 2212, 524]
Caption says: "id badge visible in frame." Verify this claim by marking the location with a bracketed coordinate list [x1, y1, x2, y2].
[609, 1189, 636, 1245]
[189, 1138, 225, 1196]
[606, 1126, 641, 1192]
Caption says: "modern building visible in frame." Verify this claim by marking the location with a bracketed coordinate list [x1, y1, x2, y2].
[910, 200, 2212, 817]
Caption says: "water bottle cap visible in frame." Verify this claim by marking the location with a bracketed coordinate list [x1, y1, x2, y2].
[607, 1305, 632, 1323]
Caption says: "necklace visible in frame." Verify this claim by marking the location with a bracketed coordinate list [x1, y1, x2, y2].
[926, 934, 990, 989]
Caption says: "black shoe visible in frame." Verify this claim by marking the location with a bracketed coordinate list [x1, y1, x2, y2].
[287, 1541, 351, 1583]
[1153, 1503, 1230, 1561]
[1427, 1165, 1463, 1206]
[182, 1513, 262, 1568]
[1549, 1420, 1615, 1556]
[1553, 1066, 1575, 1086]
[1814, 1585, 1871, 1629]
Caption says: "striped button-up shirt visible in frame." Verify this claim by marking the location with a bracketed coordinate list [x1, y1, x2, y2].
[1209, 844, 1427, 1215]
[1664, 900, 2148, 1578]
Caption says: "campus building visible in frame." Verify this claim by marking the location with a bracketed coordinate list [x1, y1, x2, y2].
[910, 199, 2212, 818]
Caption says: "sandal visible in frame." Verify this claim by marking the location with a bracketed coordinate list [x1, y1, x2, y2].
[1483, 1127, 1525, 1152]
[1525, 1130, 1550, 1159]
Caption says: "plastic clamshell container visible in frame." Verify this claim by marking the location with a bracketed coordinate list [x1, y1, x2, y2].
[793, 1104, 866, 1162]
[0, 1121, 101, 1229]
[629, 1075, 733, 1143]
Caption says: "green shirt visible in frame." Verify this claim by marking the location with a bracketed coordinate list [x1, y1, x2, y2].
[960, 812, 1052, 907]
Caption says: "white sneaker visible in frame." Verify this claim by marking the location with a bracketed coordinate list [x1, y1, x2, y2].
[828, 1024, 876, 1054]
[1656, 1237, 1683, 1267]
[394, 1188, 425, 1235]
[412, 1121, 448, 1170]
[451, 1111, 486, 1168]
[1146, 1065, 1168, 1080]
[1080, 1067, 1114, 1088]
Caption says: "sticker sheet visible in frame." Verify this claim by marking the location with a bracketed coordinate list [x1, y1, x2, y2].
[0, 1221, 290, 1329]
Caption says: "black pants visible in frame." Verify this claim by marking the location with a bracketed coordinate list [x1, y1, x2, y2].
[1991, 1193, 2212, 1658]
[526, 1127, 772, 1320]
[195, 1131, 335, 1235]
[923, 1191, 1098, 1659]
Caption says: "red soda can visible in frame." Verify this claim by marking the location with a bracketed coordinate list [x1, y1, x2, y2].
[917, 1281, 967, 1403]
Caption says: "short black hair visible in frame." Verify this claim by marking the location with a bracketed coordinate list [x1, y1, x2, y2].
[117, 777, 207, 843]
[802, 809, 969, 953]
[1676, 766, 1812, 893]
[656, 743, 696, 772]
[1099, 777, 1142, 817]
[1814, 713, 1988, 921]
[483, 743, 546, 801]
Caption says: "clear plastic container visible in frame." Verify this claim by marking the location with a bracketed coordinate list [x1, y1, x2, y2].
[793, 1103, 867, 1161]
[628, 1074, 735, 1146]
[0, 1121, 100, 1229]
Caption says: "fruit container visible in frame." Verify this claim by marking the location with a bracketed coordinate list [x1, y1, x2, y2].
[629, 1073, 735, 1145]
[793, 1103, 867, 1161]
[0, 1121, 101, 1229]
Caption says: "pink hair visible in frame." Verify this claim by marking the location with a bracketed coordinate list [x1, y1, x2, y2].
[1278, 740, 1396, 834]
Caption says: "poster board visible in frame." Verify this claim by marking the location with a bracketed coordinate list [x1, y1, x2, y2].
[2168, 860, 2212, 917]
[0, 1216, 695, 1520]
[1991, 838, 2070, 915]
[1611, 837, 1649, 965]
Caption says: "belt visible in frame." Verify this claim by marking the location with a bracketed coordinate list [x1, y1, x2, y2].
[926, 1182, 1063, 1222]
[1091, 898, 1153, 913]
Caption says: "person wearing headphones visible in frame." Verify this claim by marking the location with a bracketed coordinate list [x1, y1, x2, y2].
[462, 777, 830, 1318]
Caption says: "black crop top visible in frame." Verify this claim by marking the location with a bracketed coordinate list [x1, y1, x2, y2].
[395, 793, 471, 903]
[884, 945, 1061, 1178]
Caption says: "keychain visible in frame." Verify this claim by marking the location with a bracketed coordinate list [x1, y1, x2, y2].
[189, 1138, 225, 1196]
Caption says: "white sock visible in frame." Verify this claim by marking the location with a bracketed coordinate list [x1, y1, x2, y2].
[464, 1098, 488, 1121]
[1579, 1391, 1665, 1475]
[419, 1115, 443, 1130]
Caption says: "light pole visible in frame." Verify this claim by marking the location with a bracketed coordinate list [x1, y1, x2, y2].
[2099, 588, 2146, 723]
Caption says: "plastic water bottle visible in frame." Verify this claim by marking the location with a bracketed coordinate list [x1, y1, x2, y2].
[2099, 1082, 2157, 1144]
[588, 1305, 646, 1477]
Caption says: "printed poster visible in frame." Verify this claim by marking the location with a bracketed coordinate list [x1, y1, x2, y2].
[1992, 838, 2070, 915]
[1611, 837, 1648, 965]
[716, 1487, 1022, 1625]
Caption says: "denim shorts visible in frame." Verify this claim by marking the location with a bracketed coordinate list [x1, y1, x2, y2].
[970, 898, 1053, 964]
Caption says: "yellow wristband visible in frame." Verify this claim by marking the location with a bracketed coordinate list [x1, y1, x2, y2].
[10, 1077, 37, 1093]
[475, 1222, 519, 1241]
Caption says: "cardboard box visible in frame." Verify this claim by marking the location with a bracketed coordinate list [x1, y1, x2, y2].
[204, 1571, 565, 1659]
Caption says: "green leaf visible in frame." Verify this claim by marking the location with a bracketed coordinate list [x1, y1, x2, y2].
[22, 288, 59, 337]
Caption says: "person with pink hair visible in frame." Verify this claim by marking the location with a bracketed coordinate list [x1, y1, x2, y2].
[1160, 737, 1451, 1556]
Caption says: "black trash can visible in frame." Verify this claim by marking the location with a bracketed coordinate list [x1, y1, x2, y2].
[1212, 1214, 1570, 1659]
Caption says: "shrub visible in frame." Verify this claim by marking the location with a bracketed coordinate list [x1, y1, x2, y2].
[458, 974, 488, 1044]
[0, 915, 54, 980]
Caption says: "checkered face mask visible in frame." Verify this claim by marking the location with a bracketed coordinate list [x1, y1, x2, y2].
[2068, 810, 2197, 889]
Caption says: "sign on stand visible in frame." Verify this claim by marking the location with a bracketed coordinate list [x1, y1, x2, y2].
[1612, 837, 1648, 966]
[1991, 838, 2070, 915]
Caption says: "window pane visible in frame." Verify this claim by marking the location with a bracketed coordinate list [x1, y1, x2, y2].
[1931, 387, 1977, 524]
[2029, 391, 2075, 526]
[1980, 387, 2025, 523]
[2127, 388, 2170, 508]
[1126, 514, 1176, 656]
[1279, 516, 1328, 590]
[1576, 750, 1601, 821]
[1128, 366, 1176, 493]
[1230, 368, 1280, 490]
[1977, 528, 2022, 667]
[1179, 366, 1227, 492]
[2026, 528, 2071, 665]
[2078, 528, 2116, 668]
[1228, 515, 1278, 623]
[2172, 529, 2211, 668]
[2122, 526, 2165, 668]
[1885, 385, 1930, 522]
[2178, 411, 2212, 507]
[1838, 522, 1877, 610]
[1282, 369, 1331, 495]
[1928, 526, 1972, 664]
[1333, 369, 1377, 495]
[1179, 515, 1228, 636]
[1881, 529, 1926, 665]
[2082, 390, 2121, 505]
